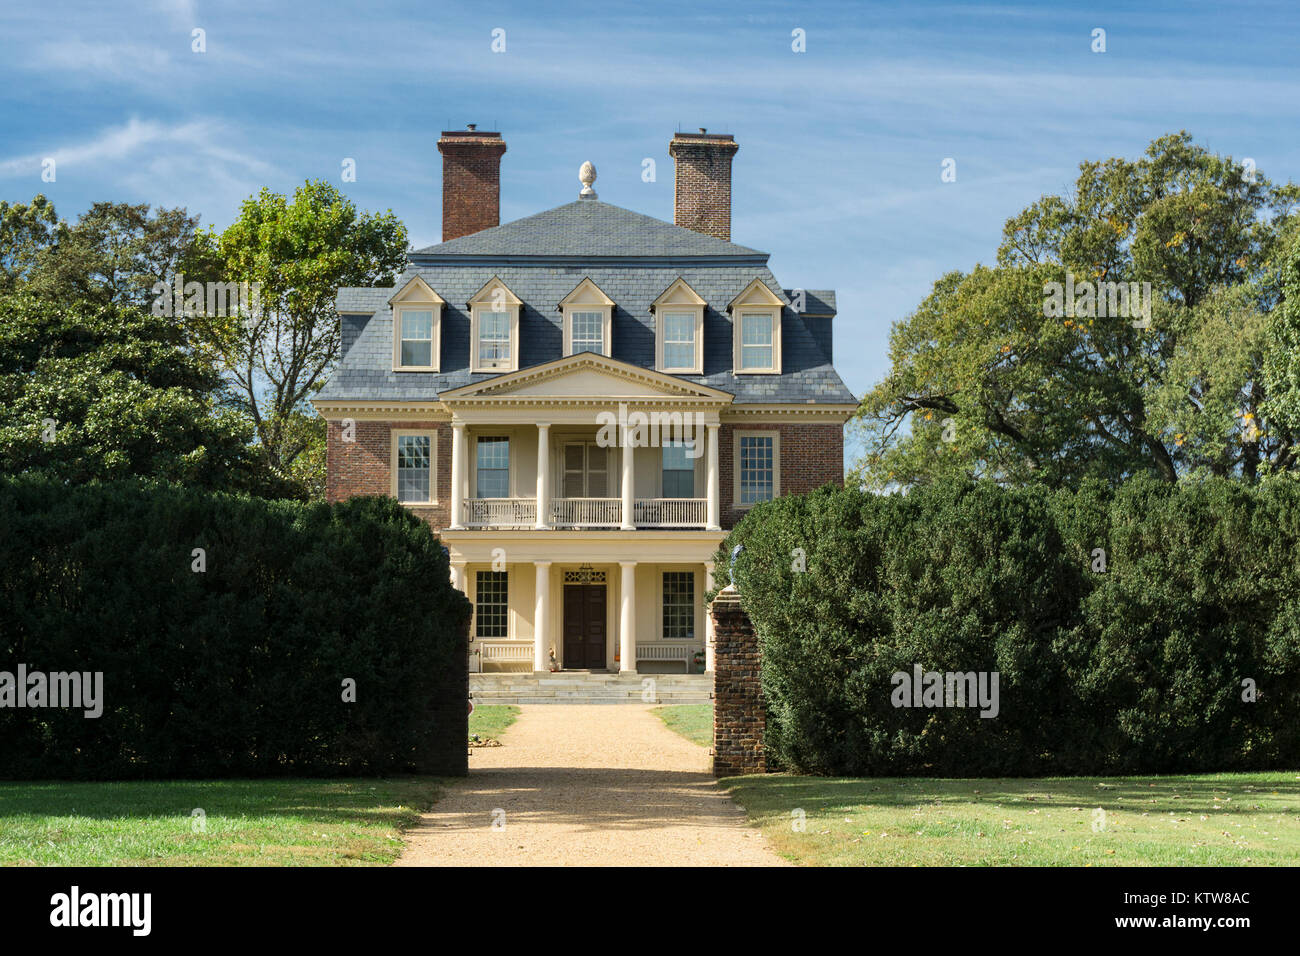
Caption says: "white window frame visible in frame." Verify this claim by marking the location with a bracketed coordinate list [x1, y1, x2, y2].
[560, 278, 614, 357]
[474, 435, 512, 499]
[390, 428, 439, 504]
[390, 276, 444, 372]
[659, 568, 698, 642]
[469, 277, 521, 373]
[728, 278, 784, 374]
[732, 429, 780, 509]
[474, 569, 511, 640]
[652, 278, 706, 375]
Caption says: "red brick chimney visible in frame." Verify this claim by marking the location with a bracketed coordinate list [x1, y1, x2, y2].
[668, 129, 739, 241]
[437, 125, 507, 242]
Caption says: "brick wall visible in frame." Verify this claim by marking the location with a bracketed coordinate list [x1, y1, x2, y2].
[720, 422, 843, 530]
[669, 133, 739, 241]
[437, 129, 507, 242]
[326, 419, 452, 532]
[711, 586, 765, 776]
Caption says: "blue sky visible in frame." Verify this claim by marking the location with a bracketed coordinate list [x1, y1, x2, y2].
[3, 0, 1299, 413]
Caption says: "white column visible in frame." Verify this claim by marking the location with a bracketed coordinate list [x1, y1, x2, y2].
[450, 562, 466, 591]
[534, 561, 551, 672]
[620, 427, 635, 530]
[619, 561, 636, 673]
[450, 421, 466, 529]
[534, 422, 551, 529]
[704, 561, 716, 672]
[706, 422, 721, 531]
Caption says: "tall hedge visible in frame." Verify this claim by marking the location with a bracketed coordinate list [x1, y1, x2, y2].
[714, 477, 1300, 776]
[0, 477, 471, 779]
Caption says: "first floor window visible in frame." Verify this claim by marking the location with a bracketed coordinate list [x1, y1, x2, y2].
[571, 310, 604, 354]
[478, 310, 511, 367]
[476, 436, 510, 498]
[662, 571, 695, 640]
[396, 434, 431, 502]
[398, 309, 434, 367]
[662, 311, 696, 369]
[738, 434, 774, 505]
[476, 571, 508, 638]
[661, 441, 694, 498]
[740, 311, 774, 370]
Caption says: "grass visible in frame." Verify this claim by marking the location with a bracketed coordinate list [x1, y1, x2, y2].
[0, 777, 445, 866]
[723, 771, 1300, 866]
[469, 704, 519, 744]
[653, 703, 713, 748]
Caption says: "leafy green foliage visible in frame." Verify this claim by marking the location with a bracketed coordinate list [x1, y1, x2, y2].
[0, 478, 471, 779]
[856, 132, 1300, 488]
[714, 480, 1300, 776]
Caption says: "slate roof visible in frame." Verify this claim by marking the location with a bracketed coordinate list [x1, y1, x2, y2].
[412, 200, 765, 259]
[320, 200, 855, 406]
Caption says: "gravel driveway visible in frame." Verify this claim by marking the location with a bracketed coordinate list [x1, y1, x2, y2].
[396, 704, 787, 866]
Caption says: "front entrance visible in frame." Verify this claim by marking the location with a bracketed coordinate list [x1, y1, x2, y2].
[562, 584, 607, 669]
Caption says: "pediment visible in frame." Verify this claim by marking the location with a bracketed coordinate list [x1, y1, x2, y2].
[439, 354, 733, 402]
[389, 274, 444, 305]
[727, 277, 785, 311]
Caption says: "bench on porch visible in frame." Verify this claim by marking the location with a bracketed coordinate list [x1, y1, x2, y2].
[635, 642, 698, 673]
[470, 640, 534, 673]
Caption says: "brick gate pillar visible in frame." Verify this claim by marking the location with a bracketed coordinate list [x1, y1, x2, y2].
[709, 584, 765, 776]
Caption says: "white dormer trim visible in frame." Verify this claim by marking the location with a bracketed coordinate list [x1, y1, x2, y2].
[468, 276, 522, 374]
[728, 278, 784, 375]
[651, 278, 706, 375]
[390, 275, 445, 372]
[559, 277, 614, 358]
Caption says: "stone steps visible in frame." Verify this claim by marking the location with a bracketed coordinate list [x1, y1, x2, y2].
[470, 673, 713, 705]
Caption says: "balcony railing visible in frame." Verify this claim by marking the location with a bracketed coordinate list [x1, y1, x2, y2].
[463, 497, 537, 528]
[459, 497, 709, 530]
[632, 498, 707, 528]
[550, 497, 622, 528]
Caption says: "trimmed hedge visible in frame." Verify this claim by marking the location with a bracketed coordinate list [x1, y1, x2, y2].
[714, 478, 1300, 776]
[0, 477, 471, 779]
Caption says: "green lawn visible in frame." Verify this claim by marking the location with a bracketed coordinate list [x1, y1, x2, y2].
[469, 704, 519, 744]
[723, 772, 1300, 866]
[653, 704, 713, 748]
[0, 777, 445, 866]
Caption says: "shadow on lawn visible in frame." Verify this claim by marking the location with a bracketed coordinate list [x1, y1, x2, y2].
[0, 777, 444, 827]
[722, 774, 1300, 817]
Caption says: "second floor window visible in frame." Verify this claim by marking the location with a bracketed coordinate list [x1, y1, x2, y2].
[661, 442, 694, 498]
[662, 312, 696, 370]
[571, 310, 604, 354]
[738, 434, 775, 505]
[396, 434, 431, 502]
[740, 312, 774, 370]
[476, 437, 510, 498]
[478, 311, 511, 368]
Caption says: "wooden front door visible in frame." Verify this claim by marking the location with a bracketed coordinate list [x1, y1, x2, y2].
[562, 584, 606, 669]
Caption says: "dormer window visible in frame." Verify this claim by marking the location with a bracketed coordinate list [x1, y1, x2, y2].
[559, 278, 614, 357]
[728, 278, 784, 374]
[390, 276, 445, 372]
[652, 278, 706, 375]
[469, 277, 522, 373]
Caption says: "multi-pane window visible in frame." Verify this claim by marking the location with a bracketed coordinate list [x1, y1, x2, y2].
[476, 437, 510, 498]
[571, 310, 604, 354]
[662, 571, 695, 640]
[661, 441, 695, 498]
[562, 442, 609, 497]
[662, 312, 696, 369]
[398, 309, 434, 367]
[478, 311, 511, 367]
[475, 571, 509, 639]
[396, 434, 431, 502]
[738, 435, 775, 505]
[740, 312, 774, 370]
